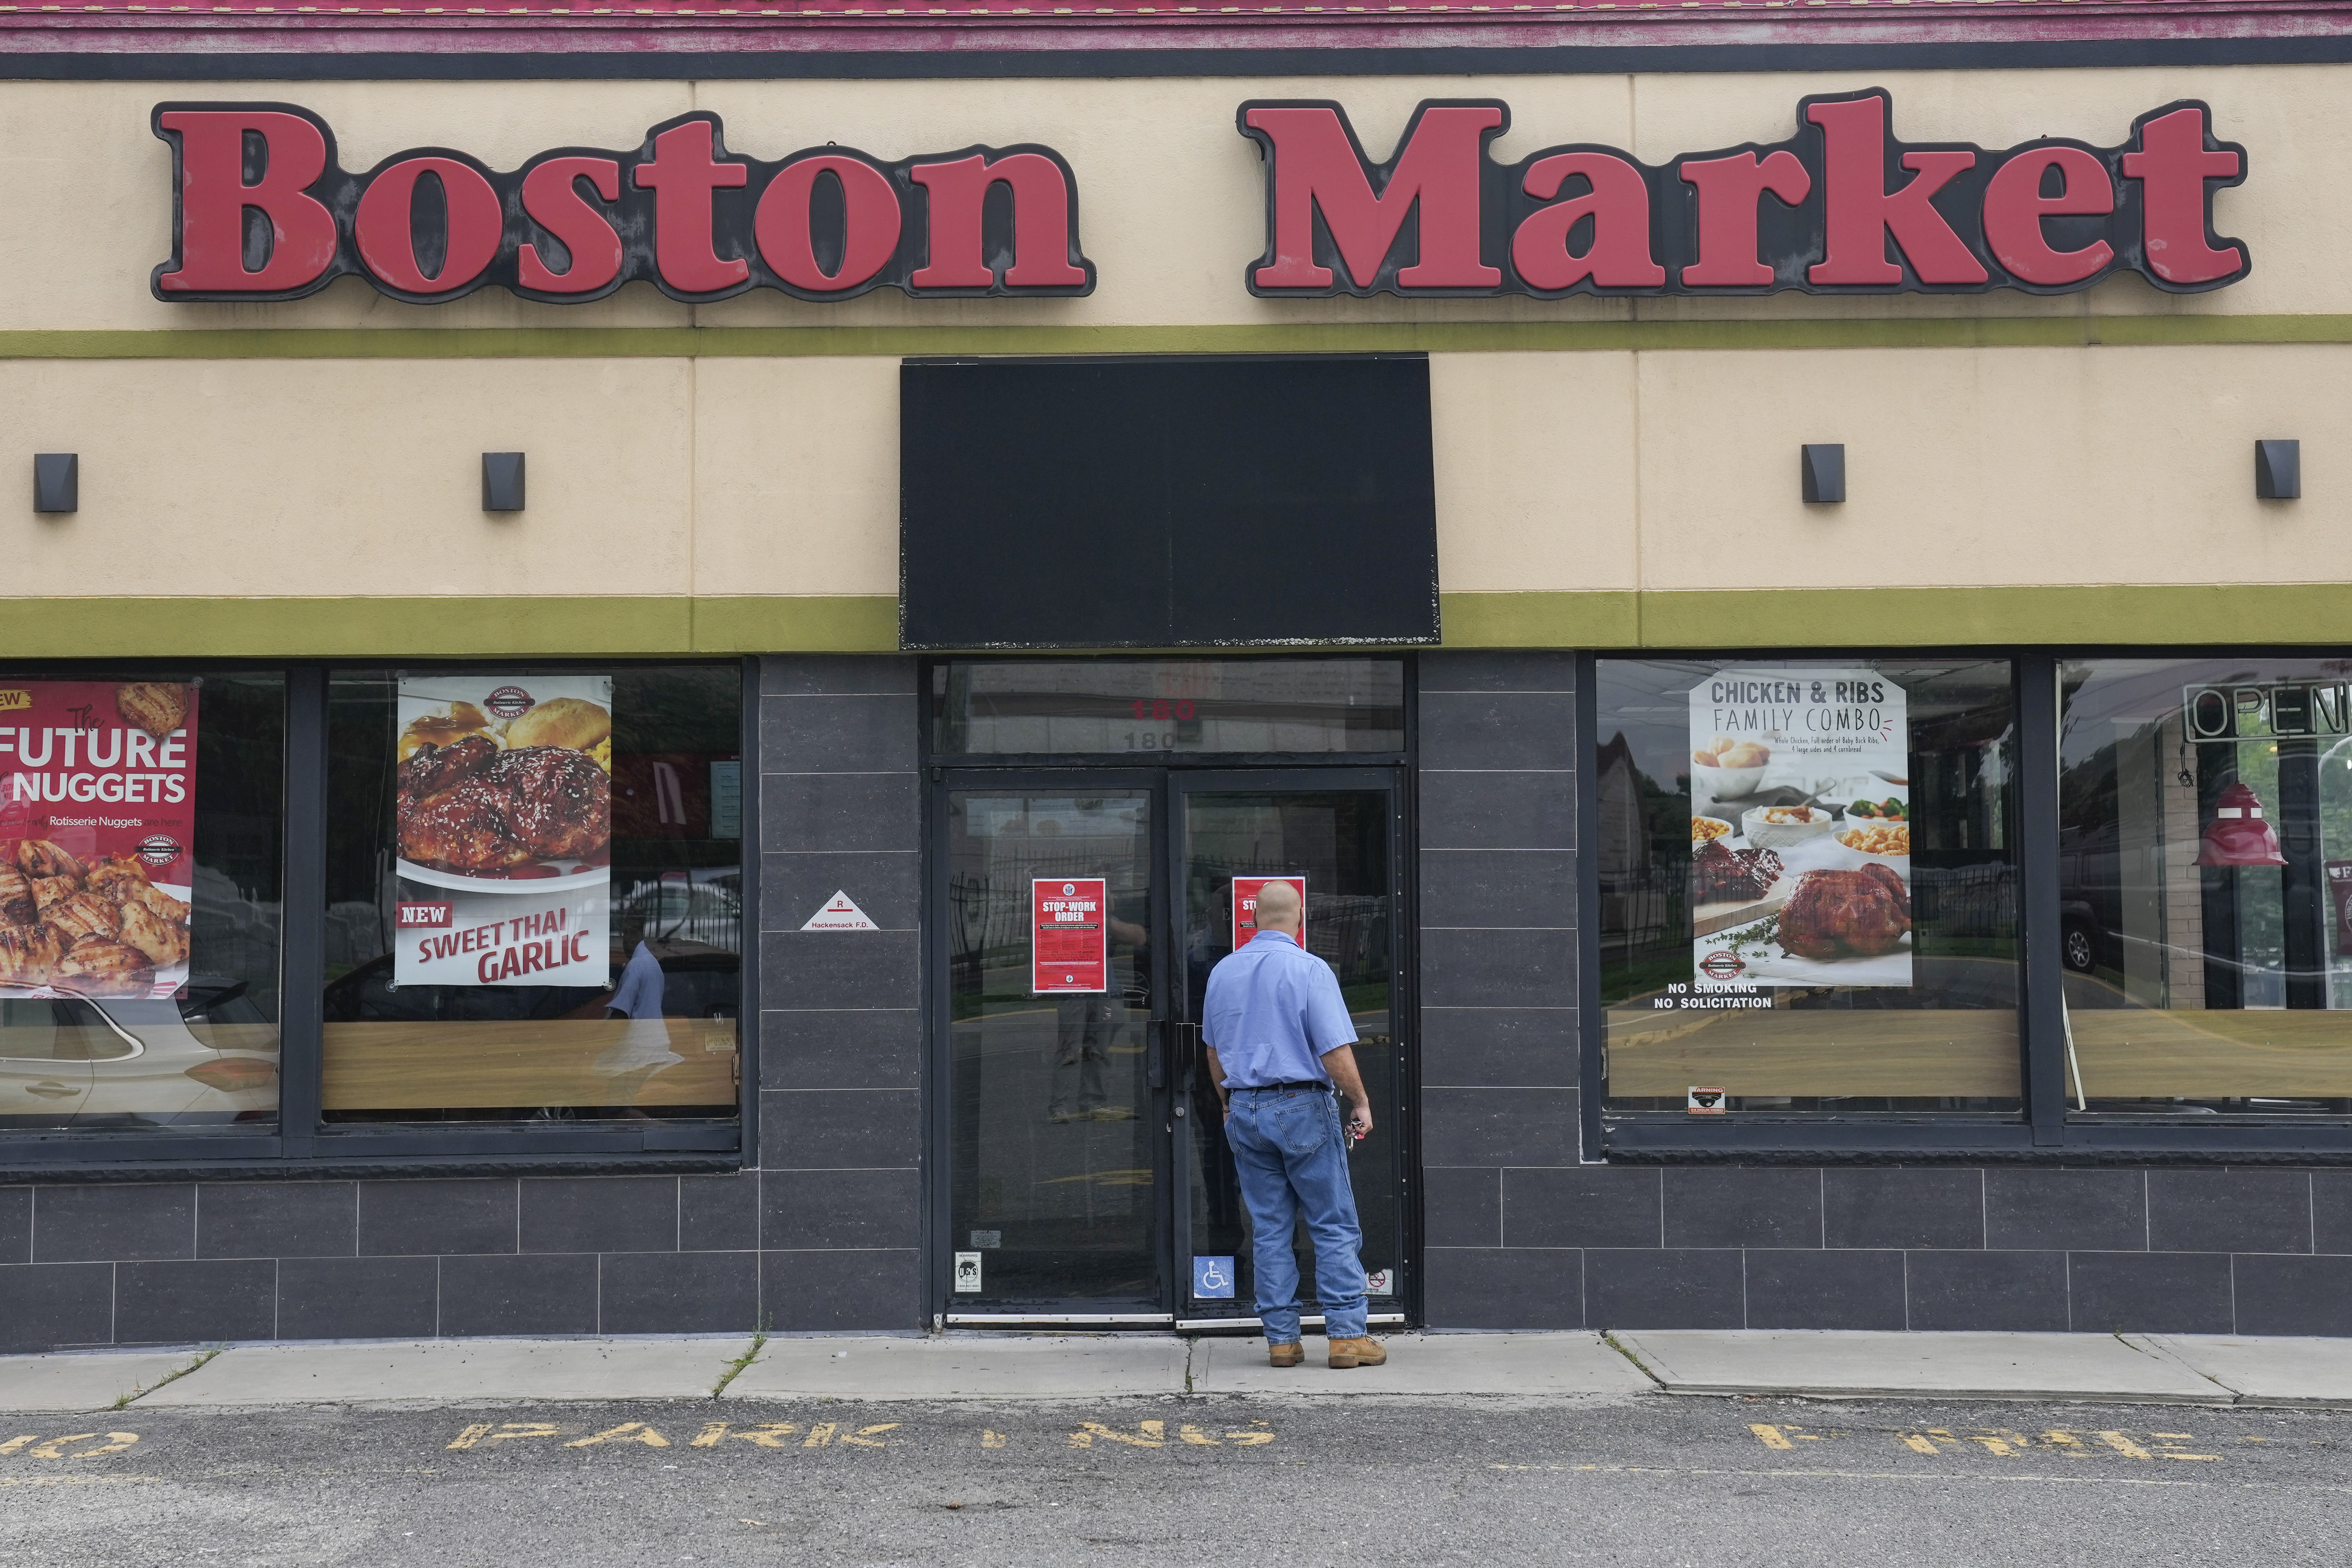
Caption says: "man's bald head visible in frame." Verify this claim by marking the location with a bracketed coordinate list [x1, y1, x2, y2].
[1252, 878, 1301, 934]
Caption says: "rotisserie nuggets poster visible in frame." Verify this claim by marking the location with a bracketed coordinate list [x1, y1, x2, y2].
[0, 680, 200, 999]
[393, 674, 614, 990]
[1688, 668, 1913, 990]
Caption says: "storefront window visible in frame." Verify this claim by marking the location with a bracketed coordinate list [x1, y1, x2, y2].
[932, 659, 1406, 757]
[1597, 658, 2020, 1114]
[0, 670, 284, 1133]
[321, 667, 741, 1123]
[2060, 658, 2352, 1116]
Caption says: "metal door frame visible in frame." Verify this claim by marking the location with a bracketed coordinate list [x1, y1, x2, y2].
[928, 767, 1178, 1324]
[924, 762, 1420, 1328]
[1165, 767, 1416, 1329]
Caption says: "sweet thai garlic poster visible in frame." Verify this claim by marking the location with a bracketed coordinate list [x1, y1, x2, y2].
[0, 680, 200, 999]
[392, 674, 614, 989]
[1688, 668, 1913, 990]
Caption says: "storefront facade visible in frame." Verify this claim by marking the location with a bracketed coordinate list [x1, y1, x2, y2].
[5, 3, 2352, 1349]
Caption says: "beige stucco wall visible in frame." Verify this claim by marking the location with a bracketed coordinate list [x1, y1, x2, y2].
[0, 64, 2329, 333]
[0, 66, 2346, 641]
[2, 341, 2341, 602]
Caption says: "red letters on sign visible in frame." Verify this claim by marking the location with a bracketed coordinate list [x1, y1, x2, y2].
[1980, 146, 2115, 287]
[756, 155, 904, 292]
[1677, 150, 1812, 288]
[352, 157, 504, 294]
[518, 157, 624, 294]
[1805, 95, 1988, 287]
[632, 120, 751, 293]
[1242, 102, 1503, 291]
[2122, 105, 2246, 287]
[1512, 152, 1666, 291]
[908, 153, 1090, 289]
[154, 109, 339, 294]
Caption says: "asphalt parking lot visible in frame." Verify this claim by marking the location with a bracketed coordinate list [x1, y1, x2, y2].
[5, 1392, 2350, 1567]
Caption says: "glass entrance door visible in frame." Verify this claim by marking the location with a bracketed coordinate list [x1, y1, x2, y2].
[1173, 773, 1404, 1323]
[935, 767, 1407, 1321]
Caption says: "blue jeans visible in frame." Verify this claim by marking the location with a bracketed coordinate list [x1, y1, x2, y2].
[1223, 1086, 1367, 1342]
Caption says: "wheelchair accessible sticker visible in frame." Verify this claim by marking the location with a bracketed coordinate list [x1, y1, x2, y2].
[1193, 1256, 1235, 1299]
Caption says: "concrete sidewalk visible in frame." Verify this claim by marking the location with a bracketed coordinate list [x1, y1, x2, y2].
[3, 1330, 2350, 1413]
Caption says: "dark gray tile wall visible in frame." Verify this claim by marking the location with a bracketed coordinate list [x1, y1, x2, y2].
[8, 653, 2352, 1344]
[1410, 651, 2352, 1337]
[0, 656, 925, 1350]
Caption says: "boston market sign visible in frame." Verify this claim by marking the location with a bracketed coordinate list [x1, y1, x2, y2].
[151, 90, 2246, 305]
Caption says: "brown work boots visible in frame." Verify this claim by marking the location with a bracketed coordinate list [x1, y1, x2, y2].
[1265, 1337, 1386, 1369]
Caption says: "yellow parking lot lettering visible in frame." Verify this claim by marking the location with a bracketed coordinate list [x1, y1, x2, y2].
[565, 1423, 670, 1450]
[445, 1424, 496, 1451]
[840, 1424, 900, 1449]
[1224, 1430, 1275, 1447]
[731, 1425, 799, 1448]
[28, 1436, 97, 1460]
[1898, 1434, 1938, 1455]
[1178, 1425, 1219, 1446]
[1748, 1424, 1795, 1451]
[804, 1424, 838, 1448]
[73, 1435, 138, 1459]
[2096, 1432, 2152, 1459]
[1070, 1422, 1164, 1450]
[0, 1436, 38, 1456]
[1964, 1435, 2018, 1457]
[690, 1423, 730, 1448]
[981, 1431, 1007, 1449]
[481, 1424, 561, 1446]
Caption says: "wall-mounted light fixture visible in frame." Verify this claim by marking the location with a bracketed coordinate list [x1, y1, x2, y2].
[482, 452, 526, 512]
[2256, 440, 2301, 500]
[1801, 444, 1845, 505]
[33, 453, 77, 513]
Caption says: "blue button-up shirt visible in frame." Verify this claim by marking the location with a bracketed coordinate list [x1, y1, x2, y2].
[1202, 930, 1358, 1088]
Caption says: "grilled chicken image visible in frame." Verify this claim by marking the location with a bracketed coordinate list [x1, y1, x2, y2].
[1778, 864, 1912, 960]
[396, 739, 611, 873]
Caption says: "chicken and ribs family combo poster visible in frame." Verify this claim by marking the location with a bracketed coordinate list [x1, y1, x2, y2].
[393, 674, 614, 988]
[1687, 668, 1914, 992]
[0, 680, 201, 999]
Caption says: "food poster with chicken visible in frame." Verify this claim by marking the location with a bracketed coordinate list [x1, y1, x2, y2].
[393, 675, 614, 988]
[1688, 669, 1914, 990]
[0, 680, 200, 999]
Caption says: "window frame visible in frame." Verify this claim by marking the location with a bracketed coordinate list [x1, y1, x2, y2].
[1583, 646, 2352, 1164]
[0, 656, 755, 1180]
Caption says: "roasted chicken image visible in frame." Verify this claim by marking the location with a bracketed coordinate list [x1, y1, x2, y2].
[1778, 864, 1912, 960]
[0, 924, 64, 987]
[116, 682, 191, 741]
[17, 839, 85, 881]
[53, 937, 157, 998]
[396, 738, 612, 873]
[0, 867, 35, 928]
[0, 839, 192, 996]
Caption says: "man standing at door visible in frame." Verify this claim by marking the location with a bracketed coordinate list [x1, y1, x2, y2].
[1202, 878, 1383, 1370]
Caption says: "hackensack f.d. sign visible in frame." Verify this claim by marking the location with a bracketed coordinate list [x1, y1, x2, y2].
[149, 106, 1095, 303]
[1239, 89, 2249, 298]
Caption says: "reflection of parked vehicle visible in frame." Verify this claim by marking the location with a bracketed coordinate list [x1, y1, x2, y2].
[613, 873, 741, 950]
[0, 976, 277, 1128]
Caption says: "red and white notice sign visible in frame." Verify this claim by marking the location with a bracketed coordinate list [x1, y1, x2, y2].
[1231, 875, 1306, 950]
[1032, 877, 1108, 994]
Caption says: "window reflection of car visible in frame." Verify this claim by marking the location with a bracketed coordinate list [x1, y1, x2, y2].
[614, 875, 741, 948]
[0, 977, 277, 1128]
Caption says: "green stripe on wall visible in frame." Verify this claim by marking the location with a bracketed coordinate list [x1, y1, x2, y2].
[6, 587, 2349, 659]
[5, 314, 2352, 361]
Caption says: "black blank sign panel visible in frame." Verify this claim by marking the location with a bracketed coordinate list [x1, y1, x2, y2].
[899, 357, 1439, 649]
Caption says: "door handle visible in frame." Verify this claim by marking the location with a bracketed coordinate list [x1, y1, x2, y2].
[25, 1082, 80, 1099]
